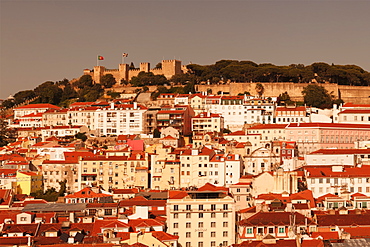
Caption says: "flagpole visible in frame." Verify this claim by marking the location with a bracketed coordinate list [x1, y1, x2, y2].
[97, 55, 99, 66]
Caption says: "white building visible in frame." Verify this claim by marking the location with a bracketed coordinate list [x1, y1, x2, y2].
[192, 112, 224, 134]
[166, 184, 236, 247]
[13, 103, 60, 119]
[95, 102, 147, 136]
[304, 165, 370, 198]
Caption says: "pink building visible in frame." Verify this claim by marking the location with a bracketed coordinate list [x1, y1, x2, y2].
[286, 123, 370, 155]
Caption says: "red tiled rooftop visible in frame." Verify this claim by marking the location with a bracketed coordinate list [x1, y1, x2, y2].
[304, 166, 370, 178]
[310, 149, 370, 155]
[288, 123, 370, 129]
[248, 124, 288, 130]
[14, 104, 60, 110]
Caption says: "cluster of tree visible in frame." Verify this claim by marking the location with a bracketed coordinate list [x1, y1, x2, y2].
[0, 112, 16, 147]
[302, 84, 343, 109]
[278, 84, 344, 109]
[1, 75, 109, 109]
[187, 60, 370, 86]
[130, 72, 169, 87]
[30, 180, 66, 202]
[150, 83, 196, 100]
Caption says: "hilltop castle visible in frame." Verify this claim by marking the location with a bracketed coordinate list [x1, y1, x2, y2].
[83, 60, 187, 84]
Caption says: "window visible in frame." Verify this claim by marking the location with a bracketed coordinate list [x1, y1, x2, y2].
[198, 242, 203, 247]
[268, 227, 274, 234]
[211, 242, 216, 246]
[223, 212, 228, 218]
[186, 222, 191, 228]
[198, 222, 203, 228]
[211, 232, 216, 237]
[173, 213, 178, 219]
[223, 222, 228, 227]
[211, 204, 216, 211]
[173, 223, 178, 228]
[199, 213, 203, 218]
[223, 231, 228, 237]
[186, 232, 191, 238]
[211, 222, 216, 227]
[186, 205, 191, 210]
[278, 227, 285, 234]
[104, 209, 112, 215]
[186, 243, 191, 247]
[198, 232, 203, 237]
[199, 205, 203, 210]
[186, 213, 191, 218]
[174, 205, 178, 211]
[246, 228, 253, 234]
[223, 204, 228, 210]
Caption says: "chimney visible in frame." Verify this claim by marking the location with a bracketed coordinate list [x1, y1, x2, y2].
[69, 212, 75, 223]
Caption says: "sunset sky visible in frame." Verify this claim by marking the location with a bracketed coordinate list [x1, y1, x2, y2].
[1, 0, 370, 99]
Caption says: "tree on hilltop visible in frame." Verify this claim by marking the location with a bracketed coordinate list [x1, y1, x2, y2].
[100, 74, 116, 88]
[74, 75, 93, 89]
[33, 81, 63, 105]
[131, 72, 168, 87]
[302, 84, 333, 108]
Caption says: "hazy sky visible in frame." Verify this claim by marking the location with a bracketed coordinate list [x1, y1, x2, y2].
[1, 0, 370, 99]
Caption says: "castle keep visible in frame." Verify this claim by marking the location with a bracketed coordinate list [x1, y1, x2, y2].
[83, 60, 185, 84]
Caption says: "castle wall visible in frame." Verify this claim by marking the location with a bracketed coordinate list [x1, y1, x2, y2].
[83, 60, 182, 84]
[198, 82, 370, 104]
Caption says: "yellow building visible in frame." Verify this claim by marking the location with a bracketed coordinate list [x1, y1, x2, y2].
[16, 172, 42, 195]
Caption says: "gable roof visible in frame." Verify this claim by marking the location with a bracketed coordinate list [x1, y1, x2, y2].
[14, 104, 60, 110]
[239, 211, 314, 226]
[65, 187, 111, 199]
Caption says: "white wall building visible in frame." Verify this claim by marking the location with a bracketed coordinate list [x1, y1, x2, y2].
[95, 103, 147, 136]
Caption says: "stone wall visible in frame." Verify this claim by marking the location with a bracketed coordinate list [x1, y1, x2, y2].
[197, 82, 370, 104]
[83, 60, 183, 84]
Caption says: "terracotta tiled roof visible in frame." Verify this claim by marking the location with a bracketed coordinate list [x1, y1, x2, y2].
[14, 104, 60, 110]
[310, 149, 370, 155]
[151, 231, 179, 241]
[339, 109, 370, 114]
[288, 123, 370, 129]
[168, 191, 188, 199]
[316, 214, 370, 227]
[342, 226, 370, 238]
[304, 166, 370, 178]
[197, 183, 228, 192]
[239, 211, 314, 226]
[65, 187, 111, 199]
[248, 124, 288, 130]
[119, 197, 166, 207]
[128, 218, 164, 229]
[276, 106, 307, 111]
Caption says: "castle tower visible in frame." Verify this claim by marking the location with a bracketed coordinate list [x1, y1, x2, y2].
[119, 64, 129, 82]
[140, 62, 150, 73]
[93, 66, 105, 84]
[161, 60, 182, 79]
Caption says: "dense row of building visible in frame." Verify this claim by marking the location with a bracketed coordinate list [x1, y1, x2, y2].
[1, 93, 370, 246]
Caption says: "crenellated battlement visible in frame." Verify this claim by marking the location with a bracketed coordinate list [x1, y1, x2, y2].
[82, 59, 183, 84]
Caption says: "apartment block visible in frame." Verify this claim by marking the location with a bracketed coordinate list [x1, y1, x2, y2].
[166, 184, 236, 247]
